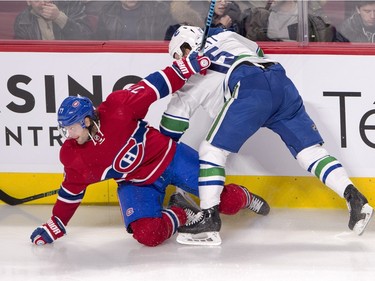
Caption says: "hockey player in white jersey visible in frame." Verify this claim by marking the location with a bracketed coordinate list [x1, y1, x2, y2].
[161, 26, 373, 246]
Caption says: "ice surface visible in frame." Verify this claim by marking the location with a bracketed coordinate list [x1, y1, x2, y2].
[1, 205, 375, 281]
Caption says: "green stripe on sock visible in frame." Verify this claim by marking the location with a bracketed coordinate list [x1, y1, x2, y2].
[314, 156, 337, 178]
[199, 167, 225, 177]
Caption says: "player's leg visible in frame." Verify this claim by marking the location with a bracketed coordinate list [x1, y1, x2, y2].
[199, 78, 272, 208]
[220, 183, 270, 216]
[167, 142, 270, 245]
[164, 141, 222, 245]
[175, 179, 271, 246]
[296, 144, 373, 235]
[267, 69, 373, 235]
[164, 142, 203, 226]
[117, 183, 186, 247]
[177, 77, 273, 245]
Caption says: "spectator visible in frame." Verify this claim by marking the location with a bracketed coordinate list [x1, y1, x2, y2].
[339, 1, 375, 42]
[82, 0, 107, 16]
[14, 0, 92, 40]
[165, 0, 207, 40]
[211, 0, 243, 34]
[237, 1, 270, 10]
[169, 0, 207, 28]
[95, 0, 172, 40]
[80, 0, 108, 35]
[165, 0, 243, 40]
[242, 0, 338, 42]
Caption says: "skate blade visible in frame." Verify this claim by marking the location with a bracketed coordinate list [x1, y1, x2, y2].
[176, 232, 222, 246]
[353, 204, 374, 236]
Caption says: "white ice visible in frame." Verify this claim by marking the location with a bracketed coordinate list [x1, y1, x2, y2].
[1, 205, 375, 281]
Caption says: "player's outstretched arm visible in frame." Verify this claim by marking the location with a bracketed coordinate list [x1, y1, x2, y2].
[142, 52, 211, 97]
[30, 216, 66, 245]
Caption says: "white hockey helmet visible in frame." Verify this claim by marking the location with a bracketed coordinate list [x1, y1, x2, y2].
[168, 25, 203, 58]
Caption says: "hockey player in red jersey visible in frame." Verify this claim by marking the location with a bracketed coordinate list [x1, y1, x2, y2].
[30, 51, 270, 247]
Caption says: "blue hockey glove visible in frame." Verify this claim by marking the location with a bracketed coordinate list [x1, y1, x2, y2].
[30, 216, 66, 245]
[172, 51, 211, 80]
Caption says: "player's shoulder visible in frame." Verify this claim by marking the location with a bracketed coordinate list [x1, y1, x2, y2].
[99, 89, 133, 111]
[60, 140, 78, 166]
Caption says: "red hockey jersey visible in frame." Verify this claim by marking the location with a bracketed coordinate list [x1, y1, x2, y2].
[53, 66, 185, 225]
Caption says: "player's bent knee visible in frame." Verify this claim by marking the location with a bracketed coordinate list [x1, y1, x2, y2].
[130, 217, 169, 247]
[198, 140, 230, 167]
[219, 184, 244, 215]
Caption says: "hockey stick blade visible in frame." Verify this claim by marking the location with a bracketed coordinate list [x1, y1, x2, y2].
[199, 0, 216, 55]
[0, 188, 59, 206]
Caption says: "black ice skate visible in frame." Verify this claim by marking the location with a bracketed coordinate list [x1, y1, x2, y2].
[168, 191, 202, 226]
[247, 191, 270, 216]
[344, 184, 373, 235]
[176, 205, 222, 246]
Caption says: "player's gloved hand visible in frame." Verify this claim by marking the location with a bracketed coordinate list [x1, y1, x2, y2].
[30, 216, 66, 245]
[172, 51, 211, 80]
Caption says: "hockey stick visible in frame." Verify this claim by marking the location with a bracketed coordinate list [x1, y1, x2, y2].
[199, 0, 216, 55]
[0, 188, 59, 206]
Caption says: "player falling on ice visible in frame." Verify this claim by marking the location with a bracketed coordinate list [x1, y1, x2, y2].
[160, 25, 373, 245]
[30, 50, 270, 247]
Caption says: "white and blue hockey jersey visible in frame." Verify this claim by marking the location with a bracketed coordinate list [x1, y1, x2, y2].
[160, 28, 275, 141]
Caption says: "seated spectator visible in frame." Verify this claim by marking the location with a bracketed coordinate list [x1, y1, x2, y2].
[95, 1, 172, 40]
[81, 0, 108, 35]
[165, 0, 207, 40]
[242, 0, 341, 42]
[211, 0, 243, 34]
[82, 0, 108, 16]
[237, 1, 270, 10]
[14, 0, 92, 40]
[339, 1, 375, 43]
[165, 0, 243, 40]
[169, 0, 207, 28]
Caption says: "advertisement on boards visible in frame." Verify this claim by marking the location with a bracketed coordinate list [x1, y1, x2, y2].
[0, 52, 374, 178]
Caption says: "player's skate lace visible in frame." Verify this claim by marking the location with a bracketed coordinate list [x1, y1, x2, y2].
[344, 184, 373, 235]
[248, 193, 270, 216]
[178, 205, 221, 234]
[185, 209, 203, 226]
[168, 191, 201, 226]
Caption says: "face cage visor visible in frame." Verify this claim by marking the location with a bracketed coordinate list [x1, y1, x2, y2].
[58, 122, 85, 140]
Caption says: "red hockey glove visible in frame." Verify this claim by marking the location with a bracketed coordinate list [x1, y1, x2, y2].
[30, 216, 66, 245]
[172, 51, 211, 80]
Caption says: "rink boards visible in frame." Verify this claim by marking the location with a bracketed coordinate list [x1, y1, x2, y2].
[1, 50, 374, 207]
[0, 172, 374, 208]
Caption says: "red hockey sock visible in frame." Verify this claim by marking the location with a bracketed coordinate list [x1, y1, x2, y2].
[130, 206, 186, 247]
[219, 183, 248, 215]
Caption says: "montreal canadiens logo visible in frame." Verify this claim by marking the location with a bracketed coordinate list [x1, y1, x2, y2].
[126, 208, 134, 217]
[72, 100, 80, 107]
[200, 58, 210, 68]
[113, 138, 144, 173]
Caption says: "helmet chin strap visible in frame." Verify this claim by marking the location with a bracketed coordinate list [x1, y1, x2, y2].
[87, 120, 105, 146]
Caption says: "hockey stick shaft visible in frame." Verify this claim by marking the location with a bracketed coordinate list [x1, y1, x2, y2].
[0, 188, 59, 205]
[199, 0, 216, 55]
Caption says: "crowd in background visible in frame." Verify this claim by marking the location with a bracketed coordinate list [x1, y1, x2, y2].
[0, 0, 374, 43]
